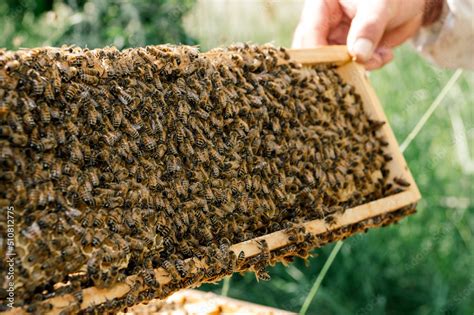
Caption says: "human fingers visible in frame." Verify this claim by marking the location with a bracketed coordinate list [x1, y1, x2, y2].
[292, 23, 327, 48]
[364, 47, 394, 70]
[347, 0, 396, 61]
[378, 16, 423, 49]
[292, 0, 342, 48]
[327, 19, 351, 45]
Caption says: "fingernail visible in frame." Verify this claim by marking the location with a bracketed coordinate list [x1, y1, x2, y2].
[351, 38, 374, 62]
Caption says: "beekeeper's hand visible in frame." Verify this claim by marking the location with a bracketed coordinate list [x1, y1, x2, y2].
[292, 0, 443, 70]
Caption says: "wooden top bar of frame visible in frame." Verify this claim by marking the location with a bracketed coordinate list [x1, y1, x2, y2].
[4, 46, 421, 315]
[205, 45, 351, 65]
[124, 289, 296, 314]
[287, 45, 351, 65]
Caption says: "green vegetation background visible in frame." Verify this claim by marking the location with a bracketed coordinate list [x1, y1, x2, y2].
[1, 1, 472, 314]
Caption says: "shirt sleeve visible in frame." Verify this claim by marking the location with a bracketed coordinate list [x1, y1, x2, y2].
[412, 0, 474, 69]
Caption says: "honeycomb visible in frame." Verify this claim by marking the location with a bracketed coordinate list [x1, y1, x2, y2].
[0, 44, 414, 313]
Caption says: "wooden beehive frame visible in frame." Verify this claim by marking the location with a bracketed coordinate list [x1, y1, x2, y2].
[6, 45, 421, 315]
[125, 289, 296, 314]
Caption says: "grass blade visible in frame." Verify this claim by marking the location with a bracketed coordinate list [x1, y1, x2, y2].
[299, 241, 344, 315]
[400, 69, 463, 152]
[221, 276, 231, 297]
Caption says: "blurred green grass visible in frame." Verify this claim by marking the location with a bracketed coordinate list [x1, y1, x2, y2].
[0, 0, 472, 314]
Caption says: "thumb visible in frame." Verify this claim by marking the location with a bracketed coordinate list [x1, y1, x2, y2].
[347, 0, 395, 62]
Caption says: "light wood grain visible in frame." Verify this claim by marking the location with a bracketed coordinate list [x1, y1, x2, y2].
[287, 45, 351, 65]
[205, 45, 351, 65]
[4, 46, 420, 315]
[124, 289, 296, 314]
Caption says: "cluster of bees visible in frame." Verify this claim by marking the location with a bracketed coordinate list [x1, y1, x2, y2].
[0, 43, 411, 313]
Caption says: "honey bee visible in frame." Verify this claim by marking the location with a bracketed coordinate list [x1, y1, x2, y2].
[141, 268, 159, 289]
[62, 162, 79, 177]
[26, 302, 53, 314]
[177, 100, 190, 123]
[22, 108, 36, 130]
[194, 150, 209, 165]
[256, 239, 270, 262]
[60, 64, 78, 81]
[103, 209, 120, 235]
[287, 226, 306, 243]
[92, 229, 108, 247]
[178, 141, 194, 156]
[37, 212, 59, 229]
[87, 104, 100, 126]
[80, 210, 93, 228]
[122, 120, 140, 139]
[92, 209, 107, 228]
[200, 227, 214, 245]
[67, 53, 85, 67]
[125, 278, 142, 306]
[383, 153, 393, 162]
[65, 82, 81, 100]
[393, 177, 410, 187]
[179, 240, 194, 258]
[156, 223, 171, 237]
[135, 165, 146, 183]
[32, 166, 48, 184]
[174, 122, 186, 143]
[103, 130, 121, 146]
[112, 106, 123, 128]
[141, 135, 156, 151]
[162, 260, 180, 280]
[101, 248, 121, 265]
[219, 237, 231, 253]
[98, 266, 120, 288]
[69, 141, 84, 165]
[37, 101, 51, 123]
[27, 71, 45, 96]
[10, 132, 28, 146]
[210, 162, 220, 178]
[386, 186, 404, 196]
[49, 66, 62, 90]
[255, 267, 271, 281]
[80, 228, 94, 246]
[324, 214, 337, 226]
[235, 250, 246, 266]
[116, 87, 133, 106]
[175, 258, 188, 278]
[65, 120, 79, 137]
[94, 96, 111, 116]
[72, 289, 84, 305]
[194, 108, 210, 120]
[0, 124, 12, 138]
[86, 256, 100, 276]
[367, 119, 386, 131]
[105, 196, 124, 209]
[81, 73, 99, 85]
[165, 155, 181, 174]
[163, 236, 175, 253]
[5, 60, 20, 73]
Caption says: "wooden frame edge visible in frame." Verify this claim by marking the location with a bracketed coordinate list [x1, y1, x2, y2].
[336, 62, 421, 201]
[141, 289, 296, 315]
[287, 45, 351, 65]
